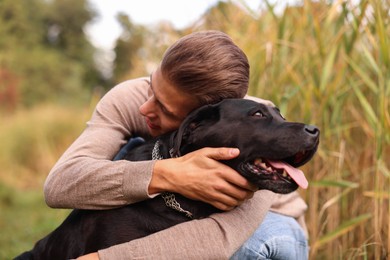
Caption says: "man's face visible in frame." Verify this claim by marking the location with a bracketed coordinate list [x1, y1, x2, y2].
[139, 68, 200, 137]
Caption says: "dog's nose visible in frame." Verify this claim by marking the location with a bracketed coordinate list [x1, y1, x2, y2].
[304, 125, 320, 137]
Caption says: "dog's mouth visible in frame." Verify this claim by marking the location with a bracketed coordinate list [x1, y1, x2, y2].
[241, 144, 318, 190]
[243, 158, 308, 189]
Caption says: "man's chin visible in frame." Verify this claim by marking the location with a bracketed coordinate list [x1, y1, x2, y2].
[148, 127, 164, 138]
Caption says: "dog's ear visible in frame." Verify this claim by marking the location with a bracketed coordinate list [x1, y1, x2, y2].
[172, 102, 221, 156]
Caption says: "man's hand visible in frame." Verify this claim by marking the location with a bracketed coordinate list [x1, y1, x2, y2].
[76, 252, 99, 260]
[149, 147, 257, 211]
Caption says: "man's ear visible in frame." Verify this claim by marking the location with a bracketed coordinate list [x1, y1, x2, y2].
[172, 102, 221, 156]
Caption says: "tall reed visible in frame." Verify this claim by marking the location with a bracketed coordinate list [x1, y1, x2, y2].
[214, 0, 389, 258]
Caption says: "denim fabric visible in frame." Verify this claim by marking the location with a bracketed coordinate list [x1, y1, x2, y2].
[231, 211, 309, 260]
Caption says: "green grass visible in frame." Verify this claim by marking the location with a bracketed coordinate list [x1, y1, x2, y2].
[0, 104, 90, 259]
[0, 182, 70, 258]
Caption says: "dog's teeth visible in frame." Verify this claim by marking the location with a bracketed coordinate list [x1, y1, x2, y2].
[253, 159, 269, 170]
[282, 171, 288, 177]
[249, 164, 260, 174]
[254, 159, 262, 166]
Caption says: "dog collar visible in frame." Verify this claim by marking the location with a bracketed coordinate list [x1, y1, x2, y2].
[152, 140, 193, 219]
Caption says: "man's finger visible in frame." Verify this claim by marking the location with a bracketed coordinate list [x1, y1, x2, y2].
[201, 147, 240, 160]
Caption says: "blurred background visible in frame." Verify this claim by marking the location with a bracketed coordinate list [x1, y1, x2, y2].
[0, 0, 389, 259]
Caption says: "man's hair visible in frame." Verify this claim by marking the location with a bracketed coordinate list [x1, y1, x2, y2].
[160, 30, 249, 105]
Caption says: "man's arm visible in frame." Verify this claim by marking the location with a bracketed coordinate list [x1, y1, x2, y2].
[97, 191, 276, 259]
[44, 79, 154, 209]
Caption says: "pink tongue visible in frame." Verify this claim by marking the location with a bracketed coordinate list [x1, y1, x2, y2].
[266, 159, 308, 189]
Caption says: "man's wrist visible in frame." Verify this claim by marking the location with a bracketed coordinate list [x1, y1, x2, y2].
[148, 159, 173, 195]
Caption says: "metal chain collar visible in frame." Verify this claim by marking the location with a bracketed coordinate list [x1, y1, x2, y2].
[152, 140, 193, 219]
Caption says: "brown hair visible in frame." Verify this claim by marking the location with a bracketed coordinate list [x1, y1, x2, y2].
[160, 30, 249, 105]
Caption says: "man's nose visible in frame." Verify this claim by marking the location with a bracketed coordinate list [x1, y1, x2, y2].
[139, 97, 158, 118]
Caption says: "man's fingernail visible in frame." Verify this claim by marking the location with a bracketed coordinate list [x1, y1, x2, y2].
[230, 148, 239, 156]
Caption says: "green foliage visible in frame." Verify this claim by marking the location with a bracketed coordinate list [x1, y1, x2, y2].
[0, 0, 100, 108]
[0, 182, 70, 259]
[45, 0, 97, 60]
[4, 46, 91, 106]
[113, 13, 147, 82]
[0, 0, 46, 47]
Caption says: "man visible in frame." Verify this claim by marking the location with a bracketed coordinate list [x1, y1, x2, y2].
[44, 30, 308, 259]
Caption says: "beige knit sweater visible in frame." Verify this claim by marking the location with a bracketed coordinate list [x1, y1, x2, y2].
[44, 77, 308, 259]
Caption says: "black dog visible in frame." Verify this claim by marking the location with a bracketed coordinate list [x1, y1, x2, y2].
[16, 99, 319, 260]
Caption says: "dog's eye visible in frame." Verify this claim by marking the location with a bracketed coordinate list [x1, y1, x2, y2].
[252, 111, 264, 118]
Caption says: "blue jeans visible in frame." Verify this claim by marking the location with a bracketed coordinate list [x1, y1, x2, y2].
[231, 211, 309, 260]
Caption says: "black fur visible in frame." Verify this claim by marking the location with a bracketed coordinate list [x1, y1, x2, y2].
[15, 99, 319, 260]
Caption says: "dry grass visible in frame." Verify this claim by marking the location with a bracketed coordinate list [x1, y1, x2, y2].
[220, 0, 389, 258]
[0, 104, 92, 258]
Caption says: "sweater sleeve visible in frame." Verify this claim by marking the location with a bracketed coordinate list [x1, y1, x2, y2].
[44, 78, 155, 209]
[98, 190, 276, 259]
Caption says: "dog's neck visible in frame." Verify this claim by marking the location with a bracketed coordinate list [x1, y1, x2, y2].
[123, 132, 218, 219]
[152, 139, 178, 160]
[152, 130, 182, 159]
[151, 137, 194, 219]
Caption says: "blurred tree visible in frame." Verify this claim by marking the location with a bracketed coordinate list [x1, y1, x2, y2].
[44, 0, 101, 90]
[45, 0, 95, 60]
[112, 14, 182, 83]
[112, 13, 146, 82]
[0, 67, 19, 111]
[0, 0, 46, 48]
[0, 0, 101, 108]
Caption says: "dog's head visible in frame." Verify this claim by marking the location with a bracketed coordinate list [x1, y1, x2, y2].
[172, 99, 320, 194]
